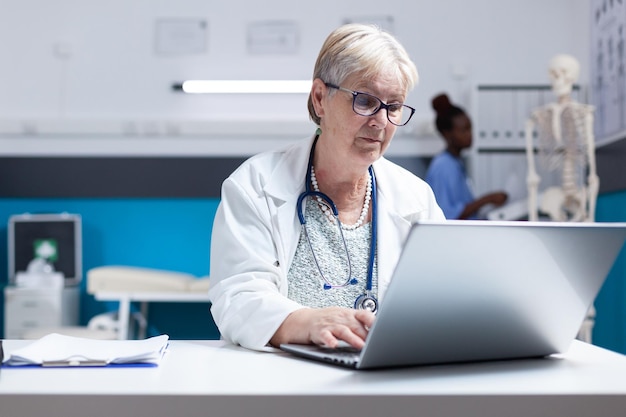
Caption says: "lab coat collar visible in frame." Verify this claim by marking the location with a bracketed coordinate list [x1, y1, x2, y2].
[263, 134, 424, 220]
[373, 156, 429, 221]
[264, 135, 315, 204]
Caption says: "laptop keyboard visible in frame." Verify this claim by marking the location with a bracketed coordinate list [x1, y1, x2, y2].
[320, 345, 361, 365]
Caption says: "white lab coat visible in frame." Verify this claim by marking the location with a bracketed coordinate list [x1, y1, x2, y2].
[208, 135, 445, 350]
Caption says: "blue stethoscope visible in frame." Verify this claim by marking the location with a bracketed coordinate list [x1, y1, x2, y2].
[296, 135, 378, 313]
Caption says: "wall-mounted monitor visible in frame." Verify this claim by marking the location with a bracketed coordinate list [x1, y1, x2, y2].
[8, 213, 82, 287]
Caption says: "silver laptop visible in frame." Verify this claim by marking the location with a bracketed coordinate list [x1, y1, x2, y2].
[281, 220, 626, 369]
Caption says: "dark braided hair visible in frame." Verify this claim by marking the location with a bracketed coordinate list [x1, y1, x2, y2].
[431, 93, 466, 135]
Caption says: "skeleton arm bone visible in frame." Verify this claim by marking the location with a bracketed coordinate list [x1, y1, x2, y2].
[585, 110, 599, 221]
[525, 117, 541, 221]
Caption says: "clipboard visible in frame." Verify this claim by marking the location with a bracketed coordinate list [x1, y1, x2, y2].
[1, 333, 169, 368]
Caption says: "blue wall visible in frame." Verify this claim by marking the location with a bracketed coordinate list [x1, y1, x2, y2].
[2, 191, 626, 350]
[593, 190, 626, 354]
[0, 198, 221, 339]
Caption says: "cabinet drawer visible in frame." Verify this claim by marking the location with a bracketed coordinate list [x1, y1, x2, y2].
[7, 315, 58, 330]
[6, 297, 59, 316]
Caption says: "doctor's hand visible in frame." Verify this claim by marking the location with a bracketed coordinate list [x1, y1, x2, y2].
[269, 307, 375, 349]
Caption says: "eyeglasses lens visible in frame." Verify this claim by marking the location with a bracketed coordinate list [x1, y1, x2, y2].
[353, 92, 412, 126]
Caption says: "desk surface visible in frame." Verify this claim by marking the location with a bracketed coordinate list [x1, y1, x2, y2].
[2, 339, 626, 417]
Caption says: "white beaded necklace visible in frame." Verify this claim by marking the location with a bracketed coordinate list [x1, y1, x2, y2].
[310, 166, 372, 230]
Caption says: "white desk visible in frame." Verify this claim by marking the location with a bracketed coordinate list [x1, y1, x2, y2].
[2, 339, 626, 417]
[93, 291, 211, 339]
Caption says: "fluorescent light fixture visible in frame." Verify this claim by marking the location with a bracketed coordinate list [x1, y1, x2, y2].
[179, 80, 312, 94]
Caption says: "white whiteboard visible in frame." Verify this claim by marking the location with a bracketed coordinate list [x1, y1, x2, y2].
[590, 0, 626, 146]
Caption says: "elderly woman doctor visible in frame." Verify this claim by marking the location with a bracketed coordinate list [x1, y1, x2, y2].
[208, 23, 445, 351]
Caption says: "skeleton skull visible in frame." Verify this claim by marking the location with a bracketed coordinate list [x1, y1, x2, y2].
[548, 54, 580, 99]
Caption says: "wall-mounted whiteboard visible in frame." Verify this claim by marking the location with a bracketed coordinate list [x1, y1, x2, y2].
[590, 0, 626, 146]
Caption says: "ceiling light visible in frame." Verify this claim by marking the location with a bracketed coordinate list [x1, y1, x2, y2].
[173, 80, 312, 94]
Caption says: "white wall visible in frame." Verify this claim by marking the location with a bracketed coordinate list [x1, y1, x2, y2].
[0, 0, 591, 156]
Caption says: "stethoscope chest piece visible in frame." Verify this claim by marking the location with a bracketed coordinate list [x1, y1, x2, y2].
[354, 292, 378, 314]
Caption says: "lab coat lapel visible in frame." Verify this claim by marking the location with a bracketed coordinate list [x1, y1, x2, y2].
[374, 164, 413, 302]
[264, 136, 315, 269]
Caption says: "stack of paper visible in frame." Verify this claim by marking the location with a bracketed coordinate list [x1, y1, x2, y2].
[2, 333, 169, 367]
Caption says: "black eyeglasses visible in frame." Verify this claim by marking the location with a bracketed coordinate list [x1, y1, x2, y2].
[325, 82, 415, 126]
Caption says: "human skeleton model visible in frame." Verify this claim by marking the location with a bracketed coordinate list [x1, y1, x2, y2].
[525, 54, 600, 223]
[525, 55, 599, 344]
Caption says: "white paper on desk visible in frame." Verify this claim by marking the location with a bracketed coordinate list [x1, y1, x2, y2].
[3, 333, 169, 366]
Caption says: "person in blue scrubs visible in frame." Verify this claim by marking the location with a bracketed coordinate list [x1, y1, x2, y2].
[426, 93, 508, 219]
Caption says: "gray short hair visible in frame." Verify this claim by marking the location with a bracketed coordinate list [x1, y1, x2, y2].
[307, 23, 419, 125]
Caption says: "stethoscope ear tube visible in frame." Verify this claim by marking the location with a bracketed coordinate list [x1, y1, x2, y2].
[297, 191, 339, 225]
